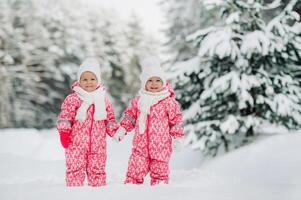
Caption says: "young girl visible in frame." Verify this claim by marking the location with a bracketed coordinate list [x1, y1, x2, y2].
[57, 58, 119, 187]
[114, 56, 184, 186]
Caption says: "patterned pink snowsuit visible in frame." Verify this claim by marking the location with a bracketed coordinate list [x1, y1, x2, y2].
[120, 84, 184, 185]
[57, 82, 119, 186]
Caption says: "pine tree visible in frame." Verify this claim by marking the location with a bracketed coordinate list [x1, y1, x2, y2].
[100, 19, 127, 117]
[161, 0, 219, 111]
[123, 13, 161, 100]
[263, 0, 301, 21]
[0, 65, 12, 128]
[0, 0, 58, 128]
[161, 0, 218, 63]
[0, 0, 14, 128]
[124, 14, 143, 97]
[3, 0, 89, 128]
[0, 0, 159, 128]
[171, 0, 301, 156]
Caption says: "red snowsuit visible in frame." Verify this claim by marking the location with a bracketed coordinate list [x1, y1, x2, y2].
[57, 82, 119, 186]
[120, 84, 184, 185]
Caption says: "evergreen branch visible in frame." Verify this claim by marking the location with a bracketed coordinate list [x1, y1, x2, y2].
[262, 0, 281, 10]
[273, 0, 299, 22]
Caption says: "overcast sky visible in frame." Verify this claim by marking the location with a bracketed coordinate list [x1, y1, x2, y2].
[94, 0, 165, 40]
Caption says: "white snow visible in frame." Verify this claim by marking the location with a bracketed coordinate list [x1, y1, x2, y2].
[0, 128, 300, 200]
[226, 12, 240, 25]
[203, 0, 224, 10]
[220, 115, 240, 134]
[241, 30, 270, 58]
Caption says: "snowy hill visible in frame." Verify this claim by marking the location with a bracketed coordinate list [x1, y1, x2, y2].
[0, 129, 300, 200]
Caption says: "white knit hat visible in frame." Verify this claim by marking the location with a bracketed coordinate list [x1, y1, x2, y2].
[139, 56, 166, 89]
[77, 58, 101, 84]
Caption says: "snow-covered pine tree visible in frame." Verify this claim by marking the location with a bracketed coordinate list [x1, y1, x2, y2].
[0, 0, 58, 128]
[0, 65, 12, 128]
[123, 13, 161, 100]
[0, 0, 14, 128]
[161, 0, 219, 110]
[161, 0, 216, 63]
[263, 0, 301, 21]
[23, 0, 84, 128]
[123, 14, 144, 98]
[262, 0, 301, 125]
[100, 19, 127, 117]
[0, 0, 157, 128]
[0, 0, 94, 128]
[171, 0, 301, 156]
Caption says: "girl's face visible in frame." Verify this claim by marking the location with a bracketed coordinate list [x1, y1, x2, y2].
[145, 76, 164, 93]
[79, 71, 98, 92]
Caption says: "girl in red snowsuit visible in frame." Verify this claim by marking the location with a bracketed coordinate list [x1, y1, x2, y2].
[57, 58, 119, 186]
[114, 56, 184, 185]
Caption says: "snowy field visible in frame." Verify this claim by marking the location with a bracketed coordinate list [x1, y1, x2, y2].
[0, 128, 300, 200]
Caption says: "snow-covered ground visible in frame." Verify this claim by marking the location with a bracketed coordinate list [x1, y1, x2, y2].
[0, 128, 300, 200]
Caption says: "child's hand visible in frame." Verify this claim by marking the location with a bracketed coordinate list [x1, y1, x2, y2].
[113, 127, 126, 142]
[173, 138, 184, 152]
[59, 130, 71, 148]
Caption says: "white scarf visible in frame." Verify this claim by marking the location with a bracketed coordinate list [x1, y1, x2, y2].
[138, 89, 170, 134]
[73, 86, 107, 122]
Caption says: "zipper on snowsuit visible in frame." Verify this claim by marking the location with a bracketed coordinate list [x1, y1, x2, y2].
[145, 112, 151, 171]
[88, 105, 95, 154]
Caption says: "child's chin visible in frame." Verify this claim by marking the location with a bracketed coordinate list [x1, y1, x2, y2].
[84, 88, 95, 92]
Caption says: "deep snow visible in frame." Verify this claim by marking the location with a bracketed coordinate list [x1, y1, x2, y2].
[0, 128, 300, 200]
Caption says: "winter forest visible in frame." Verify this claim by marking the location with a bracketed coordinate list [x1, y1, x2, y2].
[1, 0, 301, 199]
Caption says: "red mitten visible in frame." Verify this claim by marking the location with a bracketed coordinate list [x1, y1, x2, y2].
[59, 130, 71, 149]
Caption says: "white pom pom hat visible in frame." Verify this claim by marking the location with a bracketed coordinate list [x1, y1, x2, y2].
[139, 56, 166, 89]
[77, 58, 101, 84]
